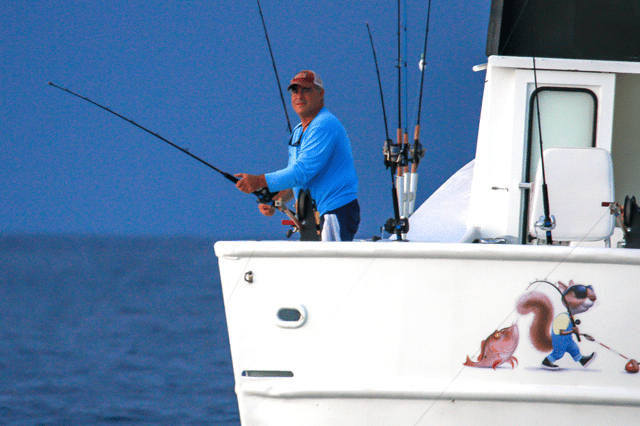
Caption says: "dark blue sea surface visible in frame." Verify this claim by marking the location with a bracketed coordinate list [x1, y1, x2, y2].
[0, 234, 240, 425]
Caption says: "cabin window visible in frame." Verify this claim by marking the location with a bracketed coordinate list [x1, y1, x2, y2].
[522, 87, 598, 242]
[526, 87, 598, 182]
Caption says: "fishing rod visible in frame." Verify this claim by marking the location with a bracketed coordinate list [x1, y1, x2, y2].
[256, 0, 292, 134]
[402, 0, 409, 173]
[366, 23, 391, 143]
[47, 81, 276, 205]
[397, 0, 432, 219]
[411, 0, 432, 171]
[499, 0, 553, 244]
[393, 0, 413, 231]
[395, 0, 405, 180]
[365, 22, 405, 241]
[581, 334, 631, 360]
[532, 58, 554, 245]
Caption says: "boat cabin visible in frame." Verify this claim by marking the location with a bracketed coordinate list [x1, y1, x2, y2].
[465, 0, 640, 247]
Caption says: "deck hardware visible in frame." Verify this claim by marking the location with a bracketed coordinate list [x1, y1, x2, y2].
[535, 214, 556, 232]
[242, 370, 294, 377]
[275, 305, 308, 328]
[473, 63, 488, 72]
[244, 271, 253, 283]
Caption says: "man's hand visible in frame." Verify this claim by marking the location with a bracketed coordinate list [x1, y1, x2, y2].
[235, 173, 268, 194]
[259, 204, 276, 217]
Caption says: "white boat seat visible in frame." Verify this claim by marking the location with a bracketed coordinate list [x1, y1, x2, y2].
[529, 148, 615, 244]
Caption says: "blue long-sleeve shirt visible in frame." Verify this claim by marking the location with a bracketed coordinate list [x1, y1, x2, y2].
[265, 108, 358, 216]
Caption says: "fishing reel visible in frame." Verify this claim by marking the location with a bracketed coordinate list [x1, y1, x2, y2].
[384, 216, 409, 236]
[253, 187, 278, 205]
[410, 140, 425, 167]
[383, 139, 408, 170]
[296, 189, 321, 241]
[534, 214, 556, 232]
[623, 195, 640, 248]
[281, 189, 321, 241]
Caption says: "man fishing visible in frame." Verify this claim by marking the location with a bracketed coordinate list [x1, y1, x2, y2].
[235, 70, 360, 241]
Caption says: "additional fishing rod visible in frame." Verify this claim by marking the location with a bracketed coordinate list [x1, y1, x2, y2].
[365, 22, 405, 241]
[393, 0, 412, 229]
[396, 0, 432, 219]
[401, 0, 409, 183]
[402, 0, 409, 142]
[396, 0, 404, 179]
[494, 0, 554, 244]
[47, 81, 276, 205]
[532, 57, 554, 245]
[256, 0, 292, 134]
[366, 23, 391, 142]
[412, 0, 432, 171]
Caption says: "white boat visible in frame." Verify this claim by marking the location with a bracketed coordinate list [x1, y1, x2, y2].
[216, 1, 640, 424]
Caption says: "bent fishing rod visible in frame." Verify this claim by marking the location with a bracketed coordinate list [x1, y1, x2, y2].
[47, 81, 277, 206]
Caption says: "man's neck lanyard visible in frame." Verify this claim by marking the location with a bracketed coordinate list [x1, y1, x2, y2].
[289, 124, 304, 147]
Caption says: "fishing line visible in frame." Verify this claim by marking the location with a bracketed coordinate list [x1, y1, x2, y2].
[497, 0, 533, 56]
[541, 208, 612, 279]
[581, 334, 630, 360]
[411, 209, 612, 425]
[416, 1, 614, 421]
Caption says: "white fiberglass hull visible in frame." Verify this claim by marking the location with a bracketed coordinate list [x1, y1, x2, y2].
[215, 241, 640, 425]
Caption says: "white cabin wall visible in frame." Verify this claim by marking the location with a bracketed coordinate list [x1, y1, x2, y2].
[467, 62, 518, 238]
[468, 56, 618, 242]
[612, 73, 640, 202]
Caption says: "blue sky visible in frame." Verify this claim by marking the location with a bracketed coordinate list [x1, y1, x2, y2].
[2, 0, 490, 240]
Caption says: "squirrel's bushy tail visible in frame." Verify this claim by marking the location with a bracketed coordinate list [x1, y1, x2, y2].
[516, 291, 553, 352]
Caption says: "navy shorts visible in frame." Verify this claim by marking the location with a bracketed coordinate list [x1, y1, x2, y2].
[320, 199, 360, 241]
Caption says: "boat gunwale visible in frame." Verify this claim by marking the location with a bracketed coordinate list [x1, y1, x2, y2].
[238, 379, 640, 407]
[214, 240, 640, 266]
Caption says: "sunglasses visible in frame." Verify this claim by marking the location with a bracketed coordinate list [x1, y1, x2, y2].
[288, 86, 316, 95]
[563, 285, 593, 299]
[288, 129, 303, 147]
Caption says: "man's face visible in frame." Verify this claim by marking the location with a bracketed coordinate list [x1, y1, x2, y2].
[290, 85, 324, 119]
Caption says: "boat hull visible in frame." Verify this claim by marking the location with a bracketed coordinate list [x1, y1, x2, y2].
[215, 241, 640, 425]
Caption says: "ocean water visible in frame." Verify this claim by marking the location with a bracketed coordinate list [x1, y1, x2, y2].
[0, 234, 240, 425]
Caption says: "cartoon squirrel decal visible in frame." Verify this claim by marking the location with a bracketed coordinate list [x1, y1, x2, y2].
[517, 280, 597, 369]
